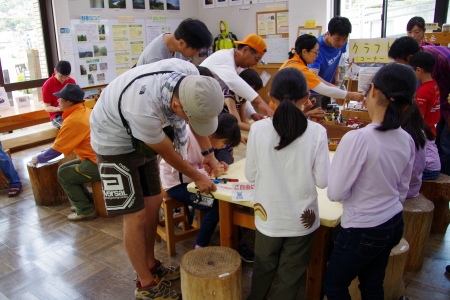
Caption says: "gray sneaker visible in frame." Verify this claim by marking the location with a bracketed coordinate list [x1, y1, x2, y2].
[152, 260, 180, 281]
[67, 210, 97, 221]
[135, 279, 181, 300]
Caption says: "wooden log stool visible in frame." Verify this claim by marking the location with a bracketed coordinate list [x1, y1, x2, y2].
[0, 149, 12, 189]
[91, 181, 110, 217]
[27, 159, 68, 206]
[348, 238, 409, 300]
[402, 194, 434, 271]
[181, 246, 242, 300]
[420, 173, 450, 233]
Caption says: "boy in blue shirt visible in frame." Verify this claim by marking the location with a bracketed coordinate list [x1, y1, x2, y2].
[308, 16, 352, 110]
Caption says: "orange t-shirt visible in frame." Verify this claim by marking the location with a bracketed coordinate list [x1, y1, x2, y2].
[269, 54, 322, 111]
[52, 103, 97, 164]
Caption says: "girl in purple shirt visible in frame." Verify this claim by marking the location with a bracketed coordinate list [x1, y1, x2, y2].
[324, 64, 416, 299]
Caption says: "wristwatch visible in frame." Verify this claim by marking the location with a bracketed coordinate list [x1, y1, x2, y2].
[201, 147, 214, 156]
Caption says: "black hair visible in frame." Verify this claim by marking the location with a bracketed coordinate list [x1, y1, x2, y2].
[409, 51, 436, 73]
[196, 66, 214, 77]
[328, 16, 352, 37]
[270, 68, 309, 150]
[388, 36, 420, 61]
[55, 60, 71, 75]
[212, 114, 241, 148]
[372, 64, 416, 131]
[174, 18, 213, 50]
[401, 101, 426, 150]
[288, 34, 318, 65]
[406, 16, 426, 32]
[239, 69, 263, 91]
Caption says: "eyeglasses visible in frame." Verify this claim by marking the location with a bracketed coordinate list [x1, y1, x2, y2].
[249, 48, 262, 62]
[310, 50, 319, 56]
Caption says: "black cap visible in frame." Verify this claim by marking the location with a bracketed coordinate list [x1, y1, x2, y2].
[53, 84, 85, 103]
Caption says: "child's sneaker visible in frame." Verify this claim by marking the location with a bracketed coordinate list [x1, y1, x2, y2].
[151, 259, 180, 281]
[135, 279, 181, 300]
[238, 242, 255, 263]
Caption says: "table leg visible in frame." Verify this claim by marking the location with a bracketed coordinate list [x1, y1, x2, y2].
[219, 200, 239, 249]
[306, 225, 331, 300]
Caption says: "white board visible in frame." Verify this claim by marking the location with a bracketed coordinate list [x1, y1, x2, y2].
[263, 37, 289, 64]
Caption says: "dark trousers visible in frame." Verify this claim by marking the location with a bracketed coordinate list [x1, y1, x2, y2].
[248, 229, 316, 300]
[166, 183, 219, 247]
[324, 212, 404, 300]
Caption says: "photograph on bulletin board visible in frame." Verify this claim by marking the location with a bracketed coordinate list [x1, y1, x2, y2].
[133, 0, 145, 9]
[90, 0, 105, 8]
[109, 0, 126, 9]
[216, 0, 229, 7]
[204, 0, 214, 9]
[166, 0, 180, 10]
[297, 26, 322, 38]
[150, 0, 164, 10]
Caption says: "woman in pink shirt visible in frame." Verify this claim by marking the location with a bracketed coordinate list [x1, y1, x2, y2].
[324, 64, 416, 299]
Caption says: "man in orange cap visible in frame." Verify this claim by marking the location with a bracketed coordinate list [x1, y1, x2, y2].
[201, 33, 273, 117]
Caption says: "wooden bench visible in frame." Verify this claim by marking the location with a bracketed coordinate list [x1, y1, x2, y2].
[419, 173, 450, 233]
[1, 123, 59, 152]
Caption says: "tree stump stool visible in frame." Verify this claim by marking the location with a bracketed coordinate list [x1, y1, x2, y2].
[420, 173, 450, 233]
[349, 238, 409, 300]
[0, 149, 12, 189]
[402, 194, 434, 271]
[181, 246, 242, 300]
[27, 160, 68, 206]
[91, 181, 109, 217]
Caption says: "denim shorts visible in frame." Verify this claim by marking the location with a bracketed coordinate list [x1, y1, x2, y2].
[96, 151, 160, 216]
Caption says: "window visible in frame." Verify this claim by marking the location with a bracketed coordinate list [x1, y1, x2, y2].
[339, 0, 384, 39]
[0, 0, 56, 101]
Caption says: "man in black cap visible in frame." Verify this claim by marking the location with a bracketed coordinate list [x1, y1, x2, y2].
[32, 84, 100, 221]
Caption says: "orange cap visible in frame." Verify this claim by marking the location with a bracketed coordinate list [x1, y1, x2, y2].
[235, 34, 267, 56]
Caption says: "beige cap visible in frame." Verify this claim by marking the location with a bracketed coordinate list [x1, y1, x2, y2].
[179, 75, 224, 136]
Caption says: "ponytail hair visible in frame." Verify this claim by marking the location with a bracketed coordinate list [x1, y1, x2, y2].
[288, 34, 318, 62]
[270, 68, 309, 150]
[371, 64, 416, 131]
[401, 101, 426, 150]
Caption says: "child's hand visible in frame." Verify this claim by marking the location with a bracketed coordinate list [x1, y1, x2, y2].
[304, 99, 313, 109]
[212, 163, 225, 177]
[240, 136, 248, 145]
[306, 107, 325, 118]
[219, 161, 229, 173]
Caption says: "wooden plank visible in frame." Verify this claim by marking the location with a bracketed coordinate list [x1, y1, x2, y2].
[233, 210, 256, 230]
[1, 123, 58, 151]
[306, 225, 330, 300]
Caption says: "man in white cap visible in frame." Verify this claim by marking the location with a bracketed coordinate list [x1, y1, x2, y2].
[90, 58, 223, 300]
[201, 33, 273, 117]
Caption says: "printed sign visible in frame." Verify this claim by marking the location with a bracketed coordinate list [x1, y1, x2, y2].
[304, 20, 317, 29]
[231, 182, 254, 202]
[81, 15, 101, 22]
[348, 38, 396, 63]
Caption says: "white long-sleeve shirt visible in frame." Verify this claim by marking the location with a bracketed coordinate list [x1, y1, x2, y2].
[327, 123, 415, 228]
[245, 118, 329, 237]
[200, 49, 258, 102]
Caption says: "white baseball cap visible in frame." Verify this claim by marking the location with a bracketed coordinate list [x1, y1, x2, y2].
[179, 75, 224, 136]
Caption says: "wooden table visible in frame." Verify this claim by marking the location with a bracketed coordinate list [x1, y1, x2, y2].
[0, 101, 48, 133]
[188, 154, 342, 299]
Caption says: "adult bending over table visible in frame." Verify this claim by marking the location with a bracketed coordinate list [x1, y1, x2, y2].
[278, 34, 363, 115]
[89, 58, 224, 300]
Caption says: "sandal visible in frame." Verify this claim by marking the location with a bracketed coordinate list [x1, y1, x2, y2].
[8, 186, 22, 197]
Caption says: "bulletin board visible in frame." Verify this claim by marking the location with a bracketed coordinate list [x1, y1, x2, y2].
[297, 26, 322, 38]
[256, 10, 289, 64]
[66, 18, 182, 88]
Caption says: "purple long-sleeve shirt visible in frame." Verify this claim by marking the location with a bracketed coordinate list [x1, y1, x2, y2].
[406, 144, 426, 199]
[328, 123, 415, 228]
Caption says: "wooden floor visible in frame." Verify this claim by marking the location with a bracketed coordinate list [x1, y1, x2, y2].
[0, 142, 449, 299]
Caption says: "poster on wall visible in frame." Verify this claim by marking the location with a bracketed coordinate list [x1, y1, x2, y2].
[90, 0, 105, 8]
[150, 0, 165, 10]
[230, 0, 243, 6]
[166, 0, 180, 10]
[203, 0, 214, 9]
[133, 0, 145, 9]
[216, 0, 229, 7]
[109, 0, 126, 9]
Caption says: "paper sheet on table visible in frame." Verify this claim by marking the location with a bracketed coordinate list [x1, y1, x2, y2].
[35, 154, 65, 168]
[357, 67, 381, 93]
[232, 182, 254, 202]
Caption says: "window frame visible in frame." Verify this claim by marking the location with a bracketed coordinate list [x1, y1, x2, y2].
[0, 0, 58, 93]
[333, 0, 449, 37]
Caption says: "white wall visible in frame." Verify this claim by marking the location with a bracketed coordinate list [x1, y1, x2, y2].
[52, 0, 332, 58]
